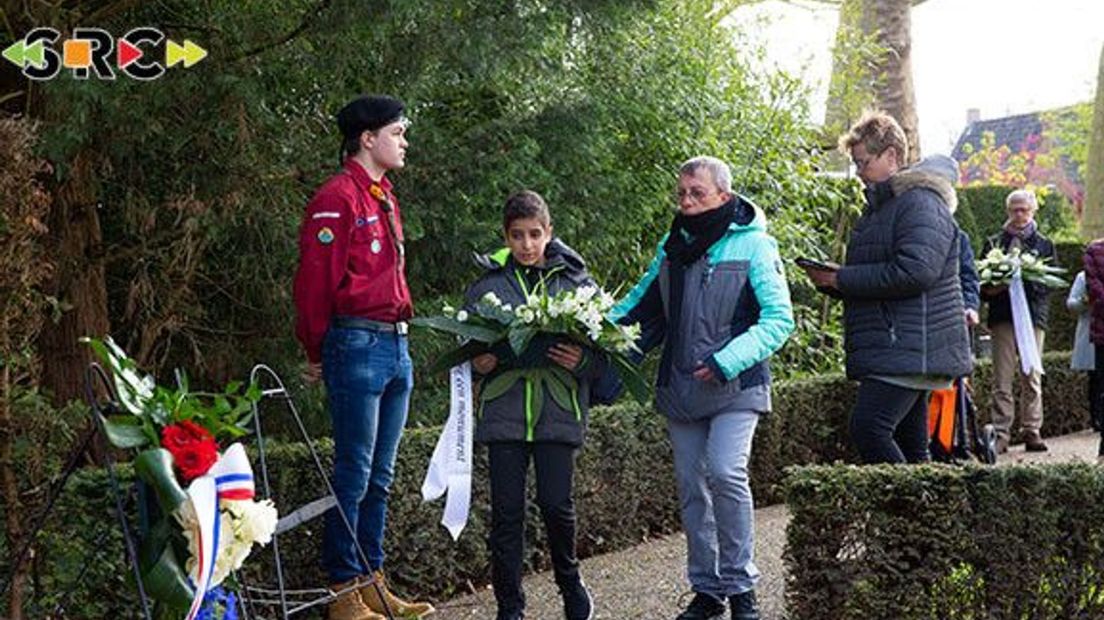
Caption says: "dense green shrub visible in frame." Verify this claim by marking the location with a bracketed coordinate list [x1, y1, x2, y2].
[11, 354, 1085, 616]
[785, 463, 1104, 620]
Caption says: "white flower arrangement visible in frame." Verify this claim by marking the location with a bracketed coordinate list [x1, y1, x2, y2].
[178, 497, 279, 588]
[416, 282, 649, 406]
[976, 246, 1067, 288]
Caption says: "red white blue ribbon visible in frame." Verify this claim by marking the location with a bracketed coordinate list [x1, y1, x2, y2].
[184, 443, 255, 620]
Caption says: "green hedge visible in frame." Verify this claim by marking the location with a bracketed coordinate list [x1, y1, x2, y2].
[12, 354, 1086, 616]
[785, 463, 1104, 620]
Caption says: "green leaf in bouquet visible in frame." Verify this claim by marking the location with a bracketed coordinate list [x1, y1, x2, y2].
[411, 315, 503, 343]
[83, 337, 156, 415]
[101, 414, 153, 449]
[1039, 275, 1070, 288]
[426, 340, 491, 375]
[527, 372, 544, 441]
[481, 369, 524, 402]
[135, 448, 188, 514]
[611, 353, 651, 405]
[509, 326, 537, 356]
[137, 517, 194, 610]
[542, 370, 578, 418]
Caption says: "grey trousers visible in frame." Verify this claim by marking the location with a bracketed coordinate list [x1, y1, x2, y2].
[668, 410, 760, 598]
[990, 322, 1045, 438]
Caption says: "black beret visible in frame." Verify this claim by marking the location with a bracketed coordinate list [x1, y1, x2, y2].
[336, 95, 405, 140]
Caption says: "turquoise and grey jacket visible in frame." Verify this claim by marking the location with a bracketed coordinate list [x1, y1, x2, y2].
[610, 197, 794, 420]
[464, 238, 605, 446]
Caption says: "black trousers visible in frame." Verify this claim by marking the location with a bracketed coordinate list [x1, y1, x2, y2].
[1092, 346, 1104, 455]
[850, 379, 931, 464]
[487, 441, 580, 616]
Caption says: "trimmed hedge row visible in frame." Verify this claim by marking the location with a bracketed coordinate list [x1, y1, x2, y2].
[17, 354, 1085, 616]
[784, 463, 1104, 620]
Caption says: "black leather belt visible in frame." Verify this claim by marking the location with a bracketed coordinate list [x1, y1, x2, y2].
[332, 316, 409, 335]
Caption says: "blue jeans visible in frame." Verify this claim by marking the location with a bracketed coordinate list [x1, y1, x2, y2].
[668, 410, 760, 598]
[321, 326, 412, 583]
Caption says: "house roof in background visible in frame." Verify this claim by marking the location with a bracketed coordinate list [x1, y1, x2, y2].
[951, 112, 1042, 162]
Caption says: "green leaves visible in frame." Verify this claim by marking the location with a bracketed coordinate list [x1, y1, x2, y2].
[101, 415, 153, 449]
[135, 449, 187, 514]
[410, 316, 503, 343]
[480, 369, 524, 402]
[83, 337, 260, 448]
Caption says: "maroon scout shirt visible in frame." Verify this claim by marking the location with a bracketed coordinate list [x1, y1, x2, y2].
[293, 158, 413, 363]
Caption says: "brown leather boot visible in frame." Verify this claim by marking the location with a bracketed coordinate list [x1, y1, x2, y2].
[1023, 430, 1048, 452]
[329, 578, 386, 620]
[361, 570, 436, 618]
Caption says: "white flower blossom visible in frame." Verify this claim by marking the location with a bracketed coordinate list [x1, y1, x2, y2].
[456, 310, 469, 322]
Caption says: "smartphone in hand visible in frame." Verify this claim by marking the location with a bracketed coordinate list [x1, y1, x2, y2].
[795, 257, 838, 271]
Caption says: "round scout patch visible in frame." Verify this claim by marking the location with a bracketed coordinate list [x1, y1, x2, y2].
[317, 227, 334, 244]
[370, 239, 382, 254]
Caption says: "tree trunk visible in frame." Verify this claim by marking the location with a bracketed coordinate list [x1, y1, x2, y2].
[37, 151, 110, 406]
[1082, 44, 1104, 240]
[869, 0, 919, 163]
[822, 0, 920, 164]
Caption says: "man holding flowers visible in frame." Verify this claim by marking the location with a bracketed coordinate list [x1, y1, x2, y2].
[980, 189, 1058, 453]
[611, 156, 794, 620]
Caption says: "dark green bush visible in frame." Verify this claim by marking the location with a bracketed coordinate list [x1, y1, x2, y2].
[784, 463, 1104, 620]
[15, 354, 1085, 616]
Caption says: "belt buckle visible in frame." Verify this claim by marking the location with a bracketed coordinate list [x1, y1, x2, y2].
[396, 321, 409, 335]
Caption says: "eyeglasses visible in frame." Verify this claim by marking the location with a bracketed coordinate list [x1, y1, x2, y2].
[675, 187, 719, 202]
[851, 149, 885, 171]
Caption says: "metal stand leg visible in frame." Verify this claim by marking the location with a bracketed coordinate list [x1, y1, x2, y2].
[245, 364, 395, 619]
[85, 363, 154, 620]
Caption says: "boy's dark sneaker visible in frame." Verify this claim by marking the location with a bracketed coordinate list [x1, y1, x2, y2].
[675, 592, 726, 620]
[730, 590, 760, 620]
[560, 579, 593, 620]
[496, 611, 524, 620]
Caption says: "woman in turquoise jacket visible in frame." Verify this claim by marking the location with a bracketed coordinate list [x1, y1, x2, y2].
[611, 156, 794, 620]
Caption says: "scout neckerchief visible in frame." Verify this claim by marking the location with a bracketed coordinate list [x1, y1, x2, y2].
[343, 170, 405, 274]
[367, 183, 406, 270]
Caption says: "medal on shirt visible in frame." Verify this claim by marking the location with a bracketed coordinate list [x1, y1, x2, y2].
[317, 227, 334, 244]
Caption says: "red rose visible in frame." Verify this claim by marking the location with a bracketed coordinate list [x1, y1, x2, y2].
[161, 421, 219, 482]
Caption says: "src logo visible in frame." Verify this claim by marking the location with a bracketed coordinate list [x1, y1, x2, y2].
[3, 27, 207, 81]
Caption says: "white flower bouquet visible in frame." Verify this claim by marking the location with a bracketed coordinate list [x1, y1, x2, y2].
[976, 246, 1067, 289]
[413, 284, 648, 413]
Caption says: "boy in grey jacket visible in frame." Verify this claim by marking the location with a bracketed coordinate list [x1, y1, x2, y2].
[464, 190, 600, 620]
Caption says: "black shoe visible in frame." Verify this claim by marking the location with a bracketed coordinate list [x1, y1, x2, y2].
[676, 592, 726, 620]
[730, 590, 759, 620]
[561, 579, 593, 620]
[496, 611, 524, 620]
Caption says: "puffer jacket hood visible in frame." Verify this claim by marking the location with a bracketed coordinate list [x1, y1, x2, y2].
[472, 237, 590, 286]
[889, 155, 959, 213]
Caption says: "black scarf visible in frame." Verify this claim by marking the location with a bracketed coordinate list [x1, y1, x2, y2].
[663, 197, 739, 266]
[658, 197, 740, 385]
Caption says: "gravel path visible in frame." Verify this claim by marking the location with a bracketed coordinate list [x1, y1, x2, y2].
[430, 430, 1102, 619]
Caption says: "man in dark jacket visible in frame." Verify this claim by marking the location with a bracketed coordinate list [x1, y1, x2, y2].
[803, 111, 972, 464]
[980, 189, 1056, 453]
